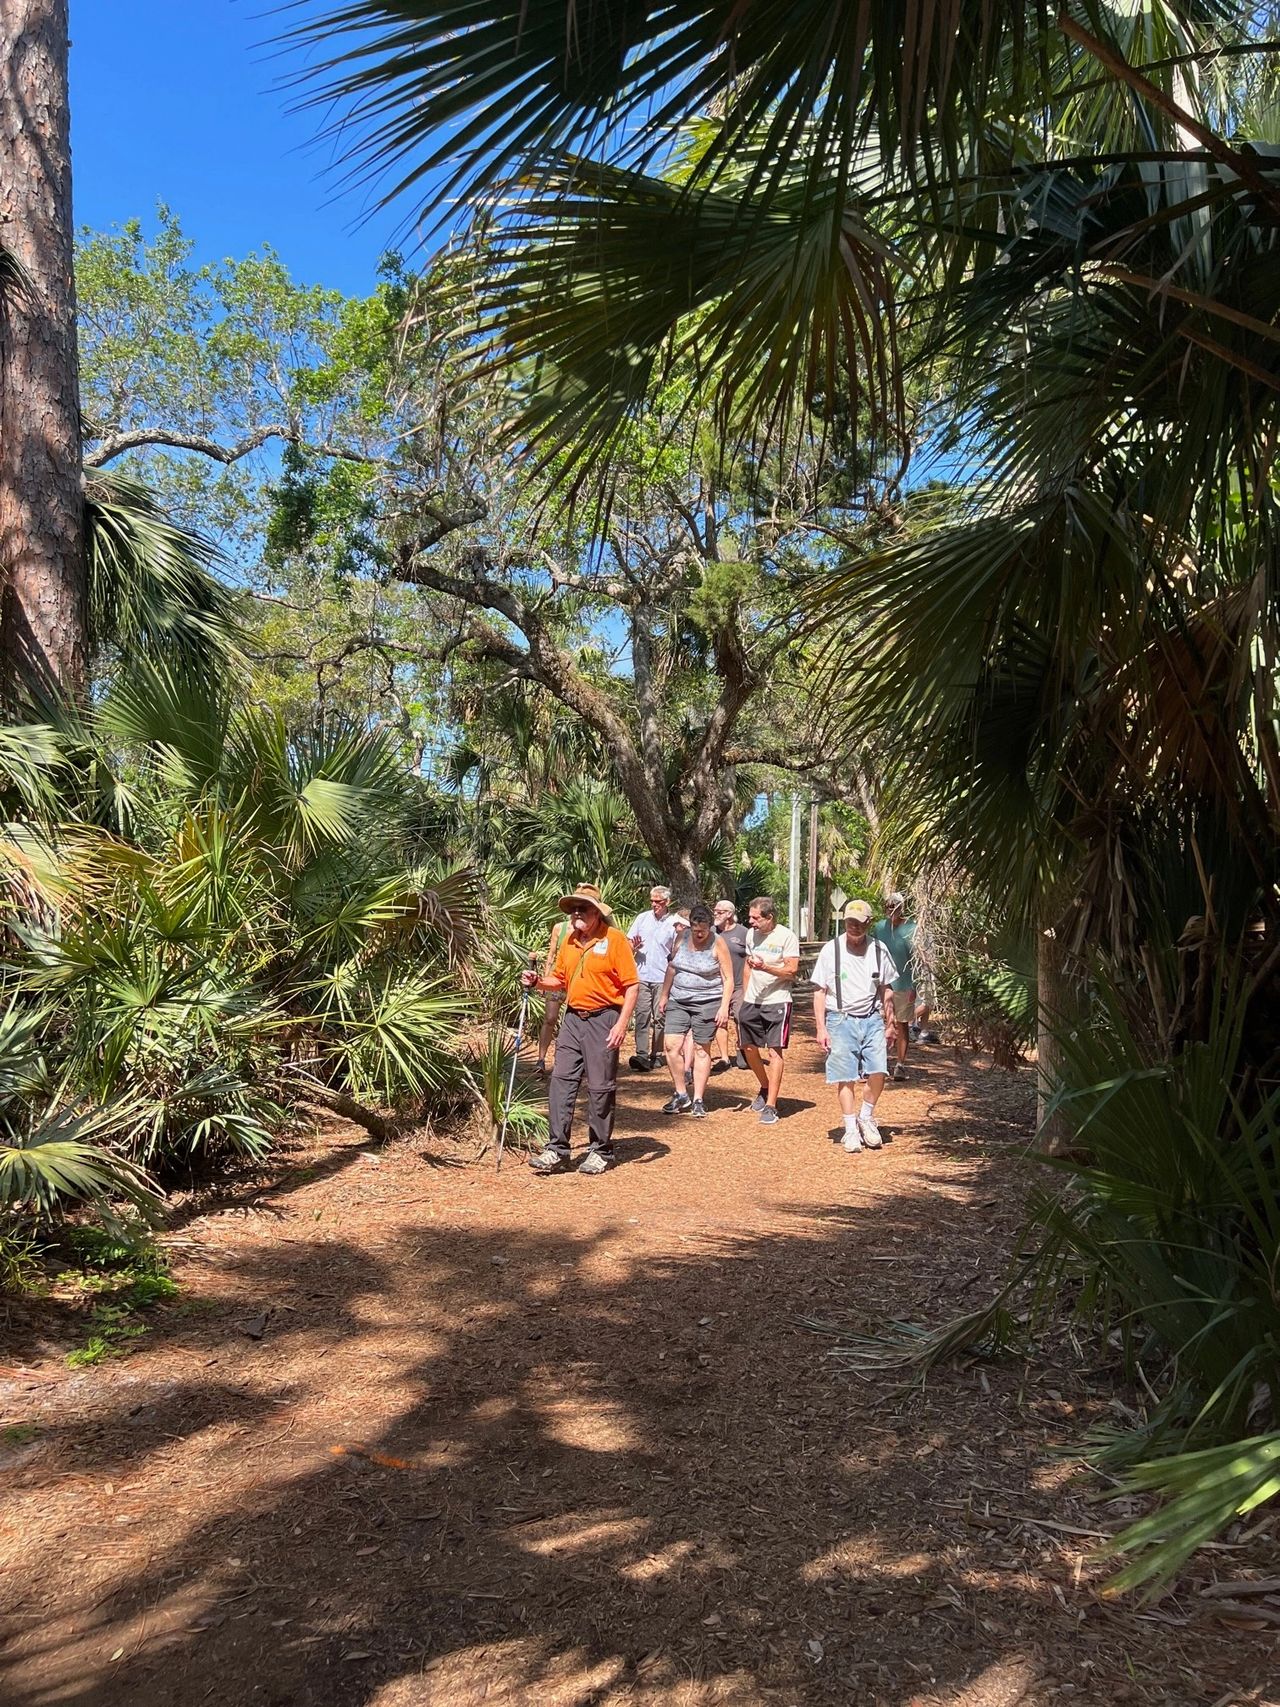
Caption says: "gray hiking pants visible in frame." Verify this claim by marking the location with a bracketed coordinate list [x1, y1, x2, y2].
[633, 980, 665, 1060]
[547, 1006, 621, 1159]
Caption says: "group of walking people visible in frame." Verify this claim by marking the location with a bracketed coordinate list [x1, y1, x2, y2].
[520, 881, 926, 1174]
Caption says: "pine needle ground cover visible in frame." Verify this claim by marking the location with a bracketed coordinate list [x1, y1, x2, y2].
[2, 1028, 1276, 1706]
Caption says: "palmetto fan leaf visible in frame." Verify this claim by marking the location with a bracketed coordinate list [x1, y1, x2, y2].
[0, 1103, 158, 1211]
[286, 1, 1230, 213]
[926, 157, 1280, 529]
[286, 0, 1236, 467]
[85, 472, 242, 669]
[476, 147, 902, 467]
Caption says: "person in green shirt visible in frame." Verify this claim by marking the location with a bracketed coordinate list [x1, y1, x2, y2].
[873, 892, 917, 1081]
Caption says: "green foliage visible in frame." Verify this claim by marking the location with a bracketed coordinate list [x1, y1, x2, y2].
[473, 1027, 548, 1153]
[85, 471, 242, 673]
[60, 1232, 178, 1367]
[930, 894, 1036, 1063]
[2, 659, 479, 1189]
[1099, 1433, 1280, 1598]
[0, 1224, 43, 1295]
[65, 1220, 167, 1274]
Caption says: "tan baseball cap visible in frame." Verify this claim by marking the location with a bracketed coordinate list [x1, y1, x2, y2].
[842, 900, 874, 923]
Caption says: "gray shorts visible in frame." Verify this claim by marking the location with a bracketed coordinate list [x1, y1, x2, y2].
[663, 998, 721, 1045]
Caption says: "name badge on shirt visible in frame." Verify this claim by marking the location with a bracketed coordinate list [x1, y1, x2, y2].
[593, 939, 608, 955]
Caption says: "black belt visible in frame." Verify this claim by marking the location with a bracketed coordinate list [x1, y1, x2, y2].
[566, 1004, 622, 1017]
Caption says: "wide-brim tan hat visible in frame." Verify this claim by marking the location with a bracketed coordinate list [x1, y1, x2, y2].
[558, 883, 614, 922]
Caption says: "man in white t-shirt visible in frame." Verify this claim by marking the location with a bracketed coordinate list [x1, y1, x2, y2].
[811, 899, 898, 1153]
[626, 884, 678, 1069]
[739, 895, 801, 1126]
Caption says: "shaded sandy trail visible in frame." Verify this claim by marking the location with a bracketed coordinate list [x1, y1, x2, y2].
[0, 1021, 1274, 1706]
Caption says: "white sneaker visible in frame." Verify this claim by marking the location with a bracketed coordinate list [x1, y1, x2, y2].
[842, 1121, 863, 1153]
[860, 1113, 883, 1149]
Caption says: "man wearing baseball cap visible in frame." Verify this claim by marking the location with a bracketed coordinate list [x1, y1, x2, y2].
[521, 884, 639, 1174]
[810, 899, 898, 1152]
[873, 891, 918, 1080]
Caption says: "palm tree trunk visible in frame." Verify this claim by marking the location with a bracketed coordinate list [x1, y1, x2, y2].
[1036, 920, 1077, 1155]
[0, 0, 86, 697]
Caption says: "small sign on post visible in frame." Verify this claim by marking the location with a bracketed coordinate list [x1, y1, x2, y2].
[830, 886, 848, 921]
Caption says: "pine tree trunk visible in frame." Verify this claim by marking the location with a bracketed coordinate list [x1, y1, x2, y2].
[0, 0, 86, 697]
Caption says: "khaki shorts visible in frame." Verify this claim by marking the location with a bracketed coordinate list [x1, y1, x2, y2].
[891, 989, 917, 1024]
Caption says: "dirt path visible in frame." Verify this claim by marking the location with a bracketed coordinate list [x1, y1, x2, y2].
[1, 1021, 1276, 1706]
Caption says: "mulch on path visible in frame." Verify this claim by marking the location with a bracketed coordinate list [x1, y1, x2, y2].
[1, 1018, 1276, 1707]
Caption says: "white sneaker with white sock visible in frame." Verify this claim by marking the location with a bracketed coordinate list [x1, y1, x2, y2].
[842, 1116, 863, 1152]
[859, 1105, 883, 1148]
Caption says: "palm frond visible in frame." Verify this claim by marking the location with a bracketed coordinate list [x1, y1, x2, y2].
[1098, 1432, 1280, 1598]
[0, 1103, 158, 1212]
[284, 1, 1232, 217]
[475, 146, 902, 472]
[85, 471, 242, 669]
[0, 723, 66, 813]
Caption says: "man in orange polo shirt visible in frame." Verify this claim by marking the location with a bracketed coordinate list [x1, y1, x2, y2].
[521, 883, 640, 1175]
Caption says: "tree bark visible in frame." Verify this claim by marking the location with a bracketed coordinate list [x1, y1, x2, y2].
[1036, 918, 1079, 1156]
[0, 0, 85, 697]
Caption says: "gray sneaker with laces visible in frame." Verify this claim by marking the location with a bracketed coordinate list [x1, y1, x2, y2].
[529, 1148, 568, 1174]
[662, 1093, 691, 1115]
[688, 1098, 707, 1118]
[749, 1093, 766, 1113]
[758, 1106, 780, 1126]
[577, 1151, 612, 1174]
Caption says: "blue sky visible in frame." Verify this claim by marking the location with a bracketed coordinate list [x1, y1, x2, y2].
[70, 0, 415, 295]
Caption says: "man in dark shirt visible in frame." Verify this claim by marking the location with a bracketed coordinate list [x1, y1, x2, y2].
[713, 899, 750, 1071]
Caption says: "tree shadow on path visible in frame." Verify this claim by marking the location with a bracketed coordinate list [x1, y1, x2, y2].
[0, 1053, 1268, 1707]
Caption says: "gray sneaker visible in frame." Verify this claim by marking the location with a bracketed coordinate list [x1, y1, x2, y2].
[688, 1098, 707, 1118]
[860, 1112, 884, 1148]
[758, 1106, 780, 1126]
[749, 1093, 766, 1113]
[577, 1151, 612, 1175]
[662, 1093, 691, 1115]
[529, 1149, 568, 1174]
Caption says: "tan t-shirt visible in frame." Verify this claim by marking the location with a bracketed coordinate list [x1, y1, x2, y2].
[744, 925, 800, 1006]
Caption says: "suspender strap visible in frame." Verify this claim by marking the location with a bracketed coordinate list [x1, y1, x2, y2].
[832, 934, 886, 1017]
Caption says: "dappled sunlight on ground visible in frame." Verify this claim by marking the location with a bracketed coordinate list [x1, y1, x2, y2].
[1, 1027, 1273, 1704]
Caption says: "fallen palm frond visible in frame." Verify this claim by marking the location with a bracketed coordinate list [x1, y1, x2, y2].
[808, 1299, 1027, 1378]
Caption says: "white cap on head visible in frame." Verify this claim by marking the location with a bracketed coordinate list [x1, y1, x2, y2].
[887, 891, 906, 909]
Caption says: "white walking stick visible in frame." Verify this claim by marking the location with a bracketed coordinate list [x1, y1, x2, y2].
[496, 954, 538, 1173]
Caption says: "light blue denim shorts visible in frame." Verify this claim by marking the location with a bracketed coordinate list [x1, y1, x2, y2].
[825, 1011, 887, 1082]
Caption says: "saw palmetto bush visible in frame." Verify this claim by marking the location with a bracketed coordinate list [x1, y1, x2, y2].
[1, 659, 480, 1200]
[1027, 968, 1280, 1594]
